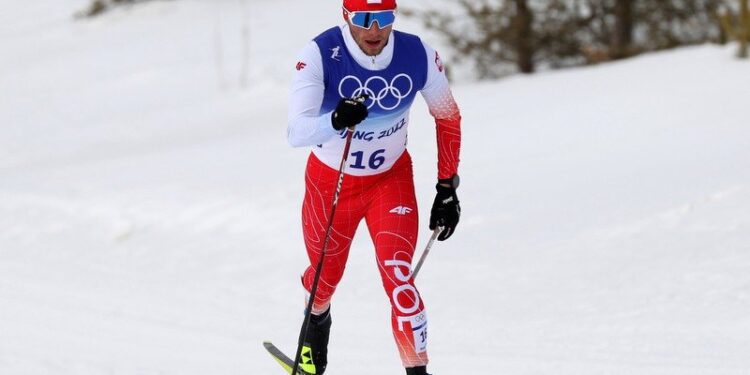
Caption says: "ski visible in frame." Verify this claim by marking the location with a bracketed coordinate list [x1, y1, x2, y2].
[263, 341, 314, 375]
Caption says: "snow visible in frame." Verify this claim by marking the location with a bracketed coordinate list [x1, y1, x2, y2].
[2, 1, 750, 374]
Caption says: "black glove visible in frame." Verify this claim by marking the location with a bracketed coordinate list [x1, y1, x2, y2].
[331, 97, 368, 130]
[429, 181, 461, 241]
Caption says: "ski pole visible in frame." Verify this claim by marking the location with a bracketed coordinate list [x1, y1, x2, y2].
[291, 99, 364, 375]
[412, 226, 443, 279]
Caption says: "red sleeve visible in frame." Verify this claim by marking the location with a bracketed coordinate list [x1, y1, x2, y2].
[436, 115, 461, 180]
[421, 47, 462, 180]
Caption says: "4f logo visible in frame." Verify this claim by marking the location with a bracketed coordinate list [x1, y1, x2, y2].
[389, 206, 413, 215]
[296, 61, 307, 71]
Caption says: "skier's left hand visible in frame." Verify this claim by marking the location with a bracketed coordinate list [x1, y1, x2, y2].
[429, 180, 460, 241]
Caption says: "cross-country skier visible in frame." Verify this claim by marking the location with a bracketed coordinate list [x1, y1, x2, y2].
[287, 0, 461, 374]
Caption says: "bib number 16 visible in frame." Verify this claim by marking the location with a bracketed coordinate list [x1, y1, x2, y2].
[350, 149, 386, 170]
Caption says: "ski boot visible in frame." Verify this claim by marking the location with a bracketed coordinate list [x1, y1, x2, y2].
[406, 366, 431, 375]
[300, 308, 331, 374]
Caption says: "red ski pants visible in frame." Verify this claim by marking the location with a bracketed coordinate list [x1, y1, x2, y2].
[300, 151, 428, 368]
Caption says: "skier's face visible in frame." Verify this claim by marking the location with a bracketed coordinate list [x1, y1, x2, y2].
[347, 19, 392, 56]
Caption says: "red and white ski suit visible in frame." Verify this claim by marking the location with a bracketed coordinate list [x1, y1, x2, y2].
[288, 24, 461, 368]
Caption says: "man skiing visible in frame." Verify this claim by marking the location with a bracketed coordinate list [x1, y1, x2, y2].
[286, 1, 461, 374]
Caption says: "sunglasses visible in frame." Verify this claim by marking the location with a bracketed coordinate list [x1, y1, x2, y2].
[345, 9, 397, 29]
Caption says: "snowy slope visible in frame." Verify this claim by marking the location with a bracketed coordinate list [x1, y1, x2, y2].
[1, 1, 750, 374]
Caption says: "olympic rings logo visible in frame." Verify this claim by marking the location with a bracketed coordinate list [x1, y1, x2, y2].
[338, 74, 414, 111]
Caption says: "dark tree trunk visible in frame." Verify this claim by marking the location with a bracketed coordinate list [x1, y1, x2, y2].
[514, 0, 535, 73]
[611, 0, 634, 59]
[740, 0, 749, 58]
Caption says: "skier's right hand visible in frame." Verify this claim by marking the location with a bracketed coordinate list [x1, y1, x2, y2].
[331, 97, 368, 130]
